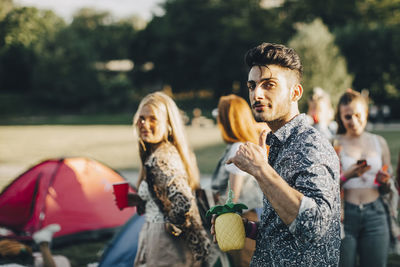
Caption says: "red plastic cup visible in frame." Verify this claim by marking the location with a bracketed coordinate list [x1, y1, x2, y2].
[113, 182, 129, 210]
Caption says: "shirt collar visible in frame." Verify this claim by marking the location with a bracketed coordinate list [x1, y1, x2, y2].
[267, 114, 306, 144]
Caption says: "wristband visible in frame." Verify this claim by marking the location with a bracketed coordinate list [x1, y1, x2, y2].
[246, 221, 258, 240]
[340, 175, 347, 183]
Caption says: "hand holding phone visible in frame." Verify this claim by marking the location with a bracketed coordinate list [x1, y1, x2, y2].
[356, 159, 367, 166]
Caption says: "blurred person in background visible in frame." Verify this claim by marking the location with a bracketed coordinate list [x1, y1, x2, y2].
[306, 87, 337, 142]
[335, 89, 398, 267]
[211, 94, 268, 267]
[0, 224, 70, 267]
[128, 92, 211, 267]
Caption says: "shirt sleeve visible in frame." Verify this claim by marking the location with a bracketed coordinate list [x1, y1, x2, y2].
[286, 154, 340, 244]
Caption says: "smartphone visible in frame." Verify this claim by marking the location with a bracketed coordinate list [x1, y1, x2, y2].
[357, 159, 367, 166]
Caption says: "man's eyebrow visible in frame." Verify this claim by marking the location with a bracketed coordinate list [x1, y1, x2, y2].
[247, 78, 277, 82]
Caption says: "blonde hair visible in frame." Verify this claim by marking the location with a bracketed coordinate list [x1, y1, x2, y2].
[217, 94, 259, 144]
[133, 92, 200, 190]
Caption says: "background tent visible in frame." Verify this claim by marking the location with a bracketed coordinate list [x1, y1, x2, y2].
[98, 214, 145, 267]
[0, 157, 136, 246]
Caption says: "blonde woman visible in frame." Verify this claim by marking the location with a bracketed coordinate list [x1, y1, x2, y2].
[129, 92, 210, 267]
[211, 94, 268, 267]
[336, 89, 395, 267]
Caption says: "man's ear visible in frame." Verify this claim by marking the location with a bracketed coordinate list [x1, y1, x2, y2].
[291, 84, 303, 102]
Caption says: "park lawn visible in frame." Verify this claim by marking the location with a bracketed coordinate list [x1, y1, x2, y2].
[0, 125, 224, 190]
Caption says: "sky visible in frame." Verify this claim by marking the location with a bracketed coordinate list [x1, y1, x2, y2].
[14, 0, 165, 22]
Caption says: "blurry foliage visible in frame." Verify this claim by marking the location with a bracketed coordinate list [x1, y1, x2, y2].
[288, 18, 353, 110]
[0, 0, 13, 21]
[0, 7, 65, 93]
[131, 0, 287, 98]
[0, 0, 400, 118]
[335, 23, 400, 117]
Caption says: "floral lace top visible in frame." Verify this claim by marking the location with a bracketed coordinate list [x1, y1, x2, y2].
[138, 180, 164, 223]
[251, 114, 341, 267]
[144, 142, 210, 262]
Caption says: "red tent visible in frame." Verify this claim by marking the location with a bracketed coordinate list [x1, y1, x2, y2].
[0, 158, 136, 245]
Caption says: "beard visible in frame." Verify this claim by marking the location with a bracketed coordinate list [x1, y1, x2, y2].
[253, 110, 270, 122]
[252, 99, 292, 124]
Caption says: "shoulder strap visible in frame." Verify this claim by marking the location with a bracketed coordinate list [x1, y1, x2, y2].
[372, 134, 382, 155]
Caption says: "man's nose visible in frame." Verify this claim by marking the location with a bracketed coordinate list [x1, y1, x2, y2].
[254, 85, 264, 100]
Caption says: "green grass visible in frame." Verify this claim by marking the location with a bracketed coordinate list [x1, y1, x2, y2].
[52, 239, 108, 267]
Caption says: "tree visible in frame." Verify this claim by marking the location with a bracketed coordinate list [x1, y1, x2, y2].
[0, 7, 65, 92]
[130, 0, 287, 98]
[0, 0, 13, 21]
[32, 8, 136, 110]
[288, 18, 353, 110]
[335, 24, 400, 105]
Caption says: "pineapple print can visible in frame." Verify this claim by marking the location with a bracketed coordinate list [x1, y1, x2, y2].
[206, 187, 248, 252]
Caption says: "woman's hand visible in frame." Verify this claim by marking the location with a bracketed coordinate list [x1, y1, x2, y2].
[127, 193, 146, 215]
[375, 169, 390, 185]
[343, 162, 371, 180]
[127, 193, 143, 206]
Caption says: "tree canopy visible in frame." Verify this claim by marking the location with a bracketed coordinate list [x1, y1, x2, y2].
[0, 0, 399, 117]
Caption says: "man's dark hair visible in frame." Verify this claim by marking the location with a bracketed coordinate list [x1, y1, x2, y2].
[244, 43, 303, 81]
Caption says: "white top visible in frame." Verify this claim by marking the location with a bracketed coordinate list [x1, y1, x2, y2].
[138, 181, 164, 223]
[341, 134, 382, 189]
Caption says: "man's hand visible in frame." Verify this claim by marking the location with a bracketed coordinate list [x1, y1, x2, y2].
[226, 129, 269, 177]
[210, 214, 218, 244]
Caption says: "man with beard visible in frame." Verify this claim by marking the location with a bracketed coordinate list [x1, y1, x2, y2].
[213, 43, 341, 266]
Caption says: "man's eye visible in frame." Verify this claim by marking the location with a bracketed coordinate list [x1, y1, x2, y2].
[247, 83, 255, 90]
[261, 82, 274, 89]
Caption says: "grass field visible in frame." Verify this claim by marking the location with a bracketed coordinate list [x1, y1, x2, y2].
[0, 125, 225, 189]
[0, 124, 399, 266]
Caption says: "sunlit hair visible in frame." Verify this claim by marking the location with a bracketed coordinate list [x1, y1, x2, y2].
[308, 87, 334, 123]
[133, 91, 200, 190]
[335, 89, 369, 135]
[244, 42, 303, 82]
[217, 94, 259, 144]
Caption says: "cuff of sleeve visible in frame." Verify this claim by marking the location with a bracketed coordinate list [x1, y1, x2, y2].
[245, 221, 258, 240]
[288, 196, 312, 233]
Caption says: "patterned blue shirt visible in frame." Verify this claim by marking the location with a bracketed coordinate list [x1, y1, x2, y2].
[250, 114, 341, 267]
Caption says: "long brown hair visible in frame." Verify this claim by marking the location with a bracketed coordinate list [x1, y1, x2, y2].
[133, 92, 200, 190]
[217, 94, 260, 144]
[335, 89, 369, 134]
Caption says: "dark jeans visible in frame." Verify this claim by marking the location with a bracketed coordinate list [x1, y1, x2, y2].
[339, 198, 389, 267]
